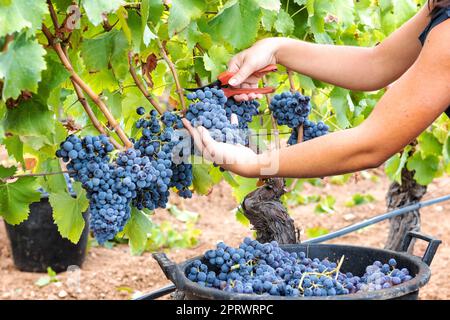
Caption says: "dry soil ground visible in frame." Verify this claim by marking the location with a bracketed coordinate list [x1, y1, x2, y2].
[0, 172, 449, 300]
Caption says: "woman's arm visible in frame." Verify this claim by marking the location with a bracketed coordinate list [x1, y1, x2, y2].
[228, 5, 432, 98]
[185, 20, 450, 179]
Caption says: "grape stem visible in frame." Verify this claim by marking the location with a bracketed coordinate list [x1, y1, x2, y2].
[60, 45, 123, 150]
[287, 69, 296, 93]
[1, 34, 14, 53]
[46, 0, 60, 30]
[71, 79, 122, 149]
[128, 51, 164, 115]
[287, 70, 302, 191]
[156, 38, 187, 111]
[262, 76, 280, 149]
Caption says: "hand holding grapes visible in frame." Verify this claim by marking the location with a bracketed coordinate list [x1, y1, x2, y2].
[181, 118, 261, 178]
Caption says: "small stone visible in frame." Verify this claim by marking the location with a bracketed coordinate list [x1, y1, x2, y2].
[54, 282, 62, 288]
[58, 290, 68, 298]
[343, 213, 356, 221]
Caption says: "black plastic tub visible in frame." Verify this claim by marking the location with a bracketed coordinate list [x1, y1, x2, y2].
[152, 231, 441, 300]
[4, 196, 90, 273]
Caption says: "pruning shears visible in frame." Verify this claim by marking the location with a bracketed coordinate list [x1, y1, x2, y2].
[185, 64, 278, 98]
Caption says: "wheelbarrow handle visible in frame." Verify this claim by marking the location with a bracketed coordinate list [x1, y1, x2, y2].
[152, 252, 185, 290]
[401, 231, 442, 266]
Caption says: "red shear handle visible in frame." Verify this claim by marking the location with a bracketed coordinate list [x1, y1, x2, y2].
[222, 87, 276, 98]
[217, 64, 278, 86]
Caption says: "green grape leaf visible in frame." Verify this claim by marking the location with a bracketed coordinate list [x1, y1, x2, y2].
[274, 10, 295, 35]
[35, 158, 67, 194]
[314, 195, 336, 213]
[0, 165, 16, 179]
[0, 0, 47, 37]
[235, 208, 250, 227]
[231, 176, 258, 203]
[127, 10, 143, 52]
[379, 0, 394, 12]
[0, 33, 46, 100]
[141, 0, 164, 26]
[345, 193, 375, 207]
[192, 162, 214, 195]
[222, 171, 240, 188]
[53, 0, 74, 10]
[417, 131, 442, 157]
[38, 53, 71, 103]
[261, 9, 277, 31]
[255, 0, 281, 11]
[81, 30, 129, 80]
[167, 204, 199, 223]
[299, 74, 316, 91]
[406, 152, 440, 186]
[315, 0, 355, 26]
[0, 177, 41, 225]
[444, 133, 450, 167]
[392, 0, 417, 25]
[81, 0, 123, 26]
[306, 0, 315, 16]
[314, 195, 336, 214]
[102, 90, 123, 120]
[306, 227, 329, 239]
[123, 208, 153, 255]
[168, 0, 206, 36]
[4, 135, 24, 168]
[203, 44, 231, 78]
[4, 98, 55, 139]
[49, 190, 89, 244]
[385, 146, 411, 184]
[330, 87, 351, 129]
[209, 0, 261, 50]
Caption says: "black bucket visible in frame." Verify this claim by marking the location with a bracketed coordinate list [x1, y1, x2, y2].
[4, 196, 90, 273]
[152, 231, 441, 300]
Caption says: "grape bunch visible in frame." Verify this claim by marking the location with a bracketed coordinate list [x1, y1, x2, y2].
[186, 238, 412, 297]
[269, 91, 311, 128]
[169, 163, 193, 199]
[268, 91, 330, 145]
[224, 98, 260, 130]
[56, 107, 195, 243]
[56, 135, 133, 243]
[303, 120, 329, 141]
[288, 120, 330, 145]
[132, 109, 190, 208]
[185, 87, 245, 145]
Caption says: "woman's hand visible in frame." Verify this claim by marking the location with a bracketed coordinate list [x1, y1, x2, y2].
[181, 119, 263, 178]
[228, 38, 283, 101]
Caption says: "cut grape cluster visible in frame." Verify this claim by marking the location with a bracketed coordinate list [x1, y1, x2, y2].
[56, 107, 194, 243]
[185, 87, 245, 145]
[187, 238, 412, 297]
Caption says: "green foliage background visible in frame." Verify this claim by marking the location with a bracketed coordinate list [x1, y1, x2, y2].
[0, 0, 448, 253]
